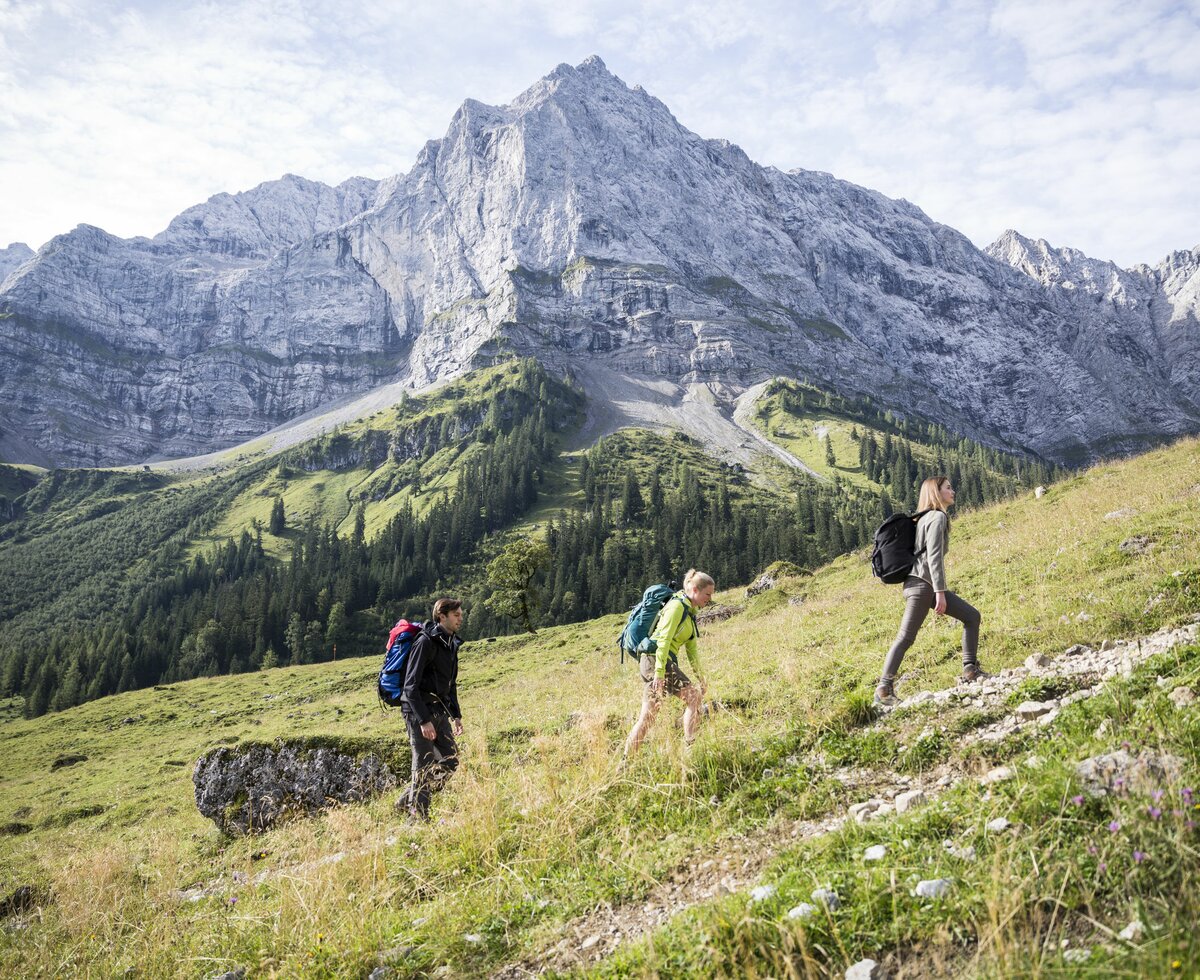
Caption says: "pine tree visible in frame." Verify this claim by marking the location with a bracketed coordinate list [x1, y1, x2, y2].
[269, 496, 286, 536]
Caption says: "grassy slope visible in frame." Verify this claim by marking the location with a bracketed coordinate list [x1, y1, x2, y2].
[750, 381, 1015, 492]
[0, 463, 45, 501]
[0, 362, 573, 637]
[0, 439, 1197, 977]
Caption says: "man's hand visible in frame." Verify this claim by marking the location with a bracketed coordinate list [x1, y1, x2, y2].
[651, 677, 665, 695]
[420, 721, 436, 740]
[452, 717, 463, 736]
[934, 591, 947, 616]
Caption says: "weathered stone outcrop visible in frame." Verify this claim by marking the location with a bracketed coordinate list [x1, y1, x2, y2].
[193, 738, 405, 835]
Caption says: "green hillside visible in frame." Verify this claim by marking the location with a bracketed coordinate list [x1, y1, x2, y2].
[750, 378, 1061, 505]
[1, 436, 1197, 977]
[0, 366, 1056, 720]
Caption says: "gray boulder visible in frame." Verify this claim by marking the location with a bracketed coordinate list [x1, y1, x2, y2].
[1074, 749, 1185, 797]
[193, 738, 405, 834]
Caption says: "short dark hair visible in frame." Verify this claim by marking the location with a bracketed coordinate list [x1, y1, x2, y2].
[432, 597, 463, 621]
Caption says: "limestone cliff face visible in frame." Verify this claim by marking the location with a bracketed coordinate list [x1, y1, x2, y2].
[1, 57, 1197, 466]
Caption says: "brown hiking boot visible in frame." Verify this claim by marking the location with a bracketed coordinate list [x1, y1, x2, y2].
[960, 664, 991, 684]
[874, 681, 899, 707]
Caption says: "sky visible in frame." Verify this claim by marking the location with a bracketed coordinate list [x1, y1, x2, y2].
[1, 0, 1198, 268]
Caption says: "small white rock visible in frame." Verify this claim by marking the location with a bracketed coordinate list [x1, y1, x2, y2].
[864, 844, 887, 862]
[845, 958, 881, 980]
[1024, 755, 1045, 769]
[895, 789, 927, 813]
[1016, 700, 1057, 721]
[915, 878, 953, 898]
[749, 885, 776, 902]
[1063, 948, 1091, 964]
[580, 934, 602, 950]
[464, 933, 484, 944]
[986, 817, 1011, 833]
[1169, 686, 1196, 708]
[811, 887, 840, 909]
[1025, 653, 1052, 669]
[981, 766, 1015, 785]
[1118, 919, 1144, 942]
[787, 902, 816, 920]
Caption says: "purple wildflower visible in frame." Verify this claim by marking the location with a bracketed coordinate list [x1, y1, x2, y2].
[1149, 806, 1163, 820]
[1072, 795, 1085, 806]
[1133, 851, 1147, 864]
[1087, 844, 1098, 856]
[1152, 789, 1164, 803]
[1121, 741, 1131, 750]
[1108, 821, 1121, 833]
[1183, 788, 1194, 802]
[1098, 862, 1107, 873]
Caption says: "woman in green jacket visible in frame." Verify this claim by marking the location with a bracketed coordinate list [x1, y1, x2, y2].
[623, 568, 714, 757]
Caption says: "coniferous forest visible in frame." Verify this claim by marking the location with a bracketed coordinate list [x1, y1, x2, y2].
[0, 362, 1065, 717]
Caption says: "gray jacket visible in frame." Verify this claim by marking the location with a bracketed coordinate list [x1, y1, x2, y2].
[910, 510, 949, 592]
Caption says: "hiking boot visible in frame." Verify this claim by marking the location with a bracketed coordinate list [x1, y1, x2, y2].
[873, 681, 899, 707]
[960, 664, 991, 684]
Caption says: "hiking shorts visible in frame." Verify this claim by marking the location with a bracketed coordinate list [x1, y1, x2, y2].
[640, 654, 692, 700]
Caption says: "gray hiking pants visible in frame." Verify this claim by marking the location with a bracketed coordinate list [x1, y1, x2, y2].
[880, 576, 980, 682]
[404, 712, 458, 817]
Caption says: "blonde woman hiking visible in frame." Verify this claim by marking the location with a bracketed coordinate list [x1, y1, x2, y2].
[874, 477, 987, 707]
[623, 569, 714, 757]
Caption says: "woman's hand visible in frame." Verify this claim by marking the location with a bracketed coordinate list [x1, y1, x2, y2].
[934, 591, 947, 616]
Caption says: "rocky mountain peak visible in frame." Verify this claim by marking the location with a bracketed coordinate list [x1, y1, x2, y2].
[154, 173, 380, 260]
[0, 242, 35, 288]
[1, 59, 1198, 468]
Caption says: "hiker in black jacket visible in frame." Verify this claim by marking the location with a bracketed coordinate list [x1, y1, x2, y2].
[400, 597, 464, 819]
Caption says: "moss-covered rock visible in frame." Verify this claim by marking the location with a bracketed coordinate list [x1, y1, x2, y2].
[192, 736, 409, 835]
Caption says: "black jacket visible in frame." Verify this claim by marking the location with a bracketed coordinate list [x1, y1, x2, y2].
[401, 623, 463, 724]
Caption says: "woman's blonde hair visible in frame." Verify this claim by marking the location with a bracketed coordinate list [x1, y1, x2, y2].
[683, 569, 715, 592]
[917, 476, 952, 513]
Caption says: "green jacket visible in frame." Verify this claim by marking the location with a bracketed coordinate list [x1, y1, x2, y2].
[650, 593, 703, 680]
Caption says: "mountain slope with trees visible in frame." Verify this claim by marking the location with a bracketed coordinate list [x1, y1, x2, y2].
[0, 362, 1058, 717]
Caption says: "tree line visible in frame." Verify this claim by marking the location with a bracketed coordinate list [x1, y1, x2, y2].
[1, 363, 1062, 717]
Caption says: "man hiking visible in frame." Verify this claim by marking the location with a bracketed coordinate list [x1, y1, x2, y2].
[400, 597, 465, 820]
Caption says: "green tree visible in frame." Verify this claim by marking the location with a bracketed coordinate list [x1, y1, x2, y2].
[825, 437, 837, 468]
[285, 612, 306, 665]
[269, 496, 286, 536]
[484, 537, 550, 634]
[325, 601, 348, 656]
[620, 467, 644, 523]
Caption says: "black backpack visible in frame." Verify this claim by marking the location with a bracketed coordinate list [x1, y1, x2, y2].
[870, 510, 932, 584]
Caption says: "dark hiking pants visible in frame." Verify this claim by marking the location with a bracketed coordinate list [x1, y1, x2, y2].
[881, 576, 981, 682]
[404, 713, 459, 817]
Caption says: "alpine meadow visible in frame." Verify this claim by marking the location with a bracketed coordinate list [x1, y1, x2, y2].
[1, 49, 1199, 980]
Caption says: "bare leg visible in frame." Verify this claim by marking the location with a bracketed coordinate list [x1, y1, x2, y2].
[623, 696, 660, 757]
[681, 685, 702, 745]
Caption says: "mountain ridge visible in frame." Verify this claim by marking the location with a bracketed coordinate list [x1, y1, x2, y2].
[1, 56, 1197, 466]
